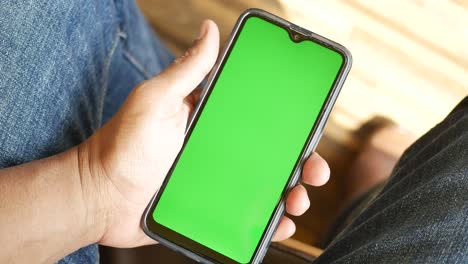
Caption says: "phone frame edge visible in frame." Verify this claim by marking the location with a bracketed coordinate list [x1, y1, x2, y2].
[142, 8, 353, 264]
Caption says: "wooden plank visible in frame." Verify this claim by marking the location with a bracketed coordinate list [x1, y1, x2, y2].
[277, 0, 467, 137]
[451, 0, 468, 10]
[279, 0, 467, 92]
[278, 238, 324, 257]
[349, 0, 468, 68]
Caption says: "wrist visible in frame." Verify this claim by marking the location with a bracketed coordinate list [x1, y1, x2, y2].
[74, 141, 110, 245]
[0, 144, 112, 263]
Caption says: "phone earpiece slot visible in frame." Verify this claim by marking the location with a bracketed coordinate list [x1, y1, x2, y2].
[288, 25, 307, 43]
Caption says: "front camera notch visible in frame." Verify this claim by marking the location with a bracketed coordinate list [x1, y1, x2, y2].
[288, 25, 306, 43]
[292, 33, 301, 42]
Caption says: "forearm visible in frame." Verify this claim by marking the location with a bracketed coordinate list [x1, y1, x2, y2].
[0, 148, 103, 263]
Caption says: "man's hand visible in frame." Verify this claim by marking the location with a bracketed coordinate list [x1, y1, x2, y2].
[80, 20, 331, 248]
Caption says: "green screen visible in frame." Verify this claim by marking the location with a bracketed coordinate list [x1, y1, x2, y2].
[153, 17, 343, 263]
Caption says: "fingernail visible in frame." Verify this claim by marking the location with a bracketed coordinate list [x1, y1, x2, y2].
[197, 20, 210, 40]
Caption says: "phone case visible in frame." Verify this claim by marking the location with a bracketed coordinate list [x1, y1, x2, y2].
[142, 8, 352, 264]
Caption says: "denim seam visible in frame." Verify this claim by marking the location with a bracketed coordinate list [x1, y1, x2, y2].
[103, 30, 127, 74]
[98, 29, 127, 126]
[122, 49, 152, 79]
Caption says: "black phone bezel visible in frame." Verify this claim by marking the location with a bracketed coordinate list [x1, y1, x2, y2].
[142, 8, 352, 264]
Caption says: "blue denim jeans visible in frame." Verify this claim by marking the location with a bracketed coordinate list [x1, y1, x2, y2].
[0, 0, 172, 263]
[1, 0, 467, 263]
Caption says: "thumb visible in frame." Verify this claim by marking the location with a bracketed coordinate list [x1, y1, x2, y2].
[145, 19, 220, 99]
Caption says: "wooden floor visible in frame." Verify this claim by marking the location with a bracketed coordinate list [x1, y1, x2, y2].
[135, 0, 468, 247]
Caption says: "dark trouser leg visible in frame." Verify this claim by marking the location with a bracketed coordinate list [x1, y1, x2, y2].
[315, 97, 468, 263]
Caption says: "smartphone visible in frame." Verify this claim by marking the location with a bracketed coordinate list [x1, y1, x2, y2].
[142, 8, 351, 264]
